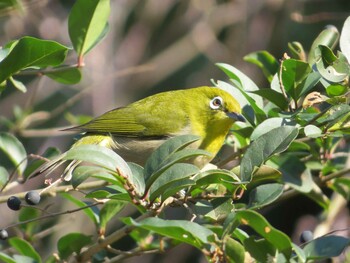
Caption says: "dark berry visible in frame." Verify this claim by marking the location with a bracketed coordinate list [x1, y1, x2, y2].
[25, 191, 41, 205]
[7, 196, 21, 211]
[0, 229, 8, 240]
[300, 230, 313, 243]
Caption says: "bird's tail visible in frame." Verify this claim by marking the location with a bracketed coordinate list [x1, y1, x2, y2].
[29, 134, 115, 181]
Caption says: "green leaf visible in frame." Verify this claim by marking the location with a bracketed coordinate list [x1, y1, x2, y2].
[250, 89, 288, 110]
[280, 59, 312, 101]
[123, 217, 215, 249]
[326, 84, 347, 97]
[127, 162, 145, 196]
[71, 166, 115, 189]
[0, 37, 69, 83]
[0, 166, 9, 187]
[57, 233, 92, 260]
[244, 236, 275, 262]
[288, 42, 306, 61]
[240, 126, 299, 182]
[195, 198, 234, 222]
[9, 76, 26, 92]
[340, 16, 350, 62]
[9, 237, 41, 263]
[0, 253, 16, 263]
[244, 51, 279, 82]
[248, 183, 284, 209]
[144, 135, 200, 179]
[99, 200, 125, 231]
[235, 210, 292, 257]
[308, 25, 339, 65]
[149, 163, 199, 202]
[224, 236, 245, 263]
[160, 178, 195, 201]
[68, 0, 110, 55]
[45, 67, 82, 84]
[60, 192, 99, 226]
[250, 117, 296, 141]
[303, 235, 350, 260]
[317, 104, 350, 126]
[0, 132, 27, 175]
[304, 124, 322, 138]
[193, 169, 241, 192]
[315, 45, 350, 82]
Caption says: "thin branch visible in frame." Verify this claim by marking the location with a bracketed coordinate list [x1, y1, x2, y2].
[0, 180, 108, 203]
[77, 211, 156, 262]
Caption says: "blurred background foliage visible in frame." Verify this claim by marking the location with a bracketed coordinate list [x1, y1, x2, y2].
[0, 0, 350, 262]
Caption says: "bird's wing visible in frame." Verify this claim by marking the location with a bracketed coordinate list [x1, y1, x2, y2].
[66, 103, 188, 138]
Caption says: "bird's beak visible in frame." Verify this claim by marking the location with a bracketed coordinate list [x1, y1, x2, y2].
[227, 112, 245, 122]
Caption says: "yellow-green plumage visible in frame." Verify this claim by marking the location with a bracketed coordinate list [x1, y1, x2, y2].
[34, 86, 243, 178]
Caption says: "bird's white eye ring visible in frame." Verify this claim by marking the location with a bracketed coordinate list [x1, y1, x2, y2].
[210, 96, 223, 110]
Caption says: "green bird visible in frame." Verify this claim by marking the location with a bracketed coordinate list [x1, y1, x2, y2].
[34, 86, 244, 179]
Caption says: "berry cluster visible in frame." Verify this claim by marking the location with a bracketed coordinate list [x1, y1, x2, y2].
[1, 191, 41, 240]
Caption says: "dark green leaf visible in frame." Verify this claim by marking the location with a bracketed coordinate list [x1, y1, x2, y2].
[250, 89, 288, 110]
[68, 0, 110, 55]
[0, 37, 68, 83]
[71, 166, 113, 189]
[195, 198, 234, 222]
[280, 59, 312, 101]
[240, 126, 299, 182]
[123, 217, 215, 249]
[248, 183, 284, 209]
[317, 104, 350, 126]
[235, 210, 292, 256]
[160, 178, 195, 201]
[224, 236, 245, 263]
[60, 192, 99, 226]
[308, 25, 339, 65]
[127, 162, 145, 196]
[193, 169, 241, 192]
[144, 135, 200, 180]
[149, 163, 199, 202]
[244, 236, 276, 262]
[99, 200, 125, 231]
[45, 67, 82, 84]
[304, 235, 350, 260]
[244, 51, 279, 82]
[0, 132, 27, 175]
[9, 237, 41, 263]
[57, 233, 92, 260]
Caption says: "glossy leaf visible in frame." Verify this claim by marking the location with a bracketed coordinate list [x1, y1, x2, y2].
[280, 59, 312, 101]
[9, 237, 41, 263]
[160, 178, 195, 201]
[195, 198, 234, 222]
[0, 166, 9, 187]
[0, 132, 27, 176]
[45, 67, 82, 84]
[326, 84, 347, 97]
[71, 166, 115, 189]
[248, 183, 284, 209]
[0, 37, 68, 83]
[123, 217, 215, 249]
[308, 25, 339, 65]
[0, 253, 16, 263]
[250, 117, 296, 140]
[250, 89, 288, 110]
[303, 235, 350, 260]
[240, 126, 299, 182]
[315, 45, 350, 82]
[8, 77, 26, 92]
[235, 210, 292, 257]
[288, 41, 306, 61]
[149, 163, 199, 202]
[68, 0, 110, 55]
[194, 169, 241, 192]
[244, 51, 279, 82]
[58, 233, 92, 260]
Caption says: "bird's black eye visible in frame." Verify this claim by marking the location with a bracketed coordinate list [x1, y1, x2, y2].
[210, 96, 223, 110]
